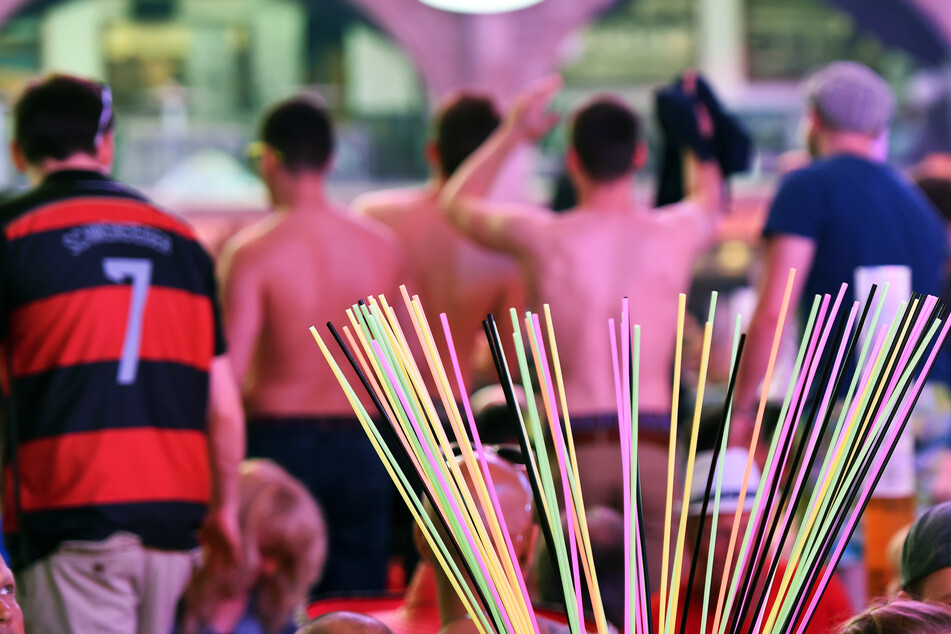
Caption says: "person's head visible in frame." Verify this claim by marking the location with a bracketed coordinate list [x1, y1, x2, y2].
[902, 502, 951, 603]
[686, 448, 761, 598]
[184, 459, 327, 634]
[567, 97, 645, 190]
[532, 505, 625, 629]
[296, 611, 393, 634]
[802, 61, 895, 159]
[11, 74, 114, 181]
[0, 557, 24, 634]
[257, 93, 334, 203]
[838, 598, 951, 634]
[470, 384, 528, 445]
[416, 450, 537, 616]
[430, 92, 501, 181]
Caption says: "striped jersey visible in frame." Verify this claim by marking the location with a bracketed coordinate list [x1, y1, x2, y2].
[0, 170, 226, 570]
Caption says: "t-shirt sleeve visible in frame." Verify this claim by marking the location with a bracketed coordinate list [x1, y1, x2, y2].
[762, 168, 826, 241]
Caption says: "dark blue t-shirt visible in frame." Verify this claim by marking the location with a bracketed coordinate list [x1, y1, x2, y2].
[764, 154, 946, 309]
[763, 154, 949, 384]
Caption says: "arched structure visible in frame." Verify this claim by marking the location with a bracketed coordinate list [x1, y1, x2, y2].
[346, 0, 617, 102]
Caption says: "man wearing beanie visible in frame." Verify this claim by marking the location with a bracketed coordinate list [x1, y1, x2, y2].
[733, 61, 948, 460]
[901, 502, 951, 602]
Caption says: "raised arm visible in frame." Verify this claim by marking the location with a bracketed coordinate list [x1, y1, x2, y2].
[440, 75, 561, 253]
[682, 148, 724, 224]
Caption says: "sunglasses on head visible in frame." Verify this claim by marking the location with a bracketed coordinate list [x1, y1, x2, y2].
[94, 83, 112, 147]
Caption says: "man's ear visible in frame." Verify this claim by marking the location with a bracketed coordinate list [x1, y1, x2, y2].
[261, 145, 281, 174]
[97, 131, 115, 172]
[9, 140, 26, 174]
[425, 141, 440, 174]
[807, 107, 825, 136]
[633, 140, 648, 171]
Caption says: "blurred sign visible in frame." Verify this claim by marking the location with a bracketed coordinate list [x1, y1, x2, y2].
[417, 0, 545, 13]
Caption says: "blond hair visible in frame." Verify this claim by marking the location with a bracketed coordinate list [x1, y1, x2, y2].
[183, 459, 327, 634]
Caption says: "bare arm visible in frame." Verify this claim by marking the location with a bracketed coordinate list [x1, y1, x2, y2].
[202, 354, 246, 567]
[218, 239, 263, 388]
[682, 149, 724, 227]
[441, 76, 561, 254]
[730, 235, 815, 446]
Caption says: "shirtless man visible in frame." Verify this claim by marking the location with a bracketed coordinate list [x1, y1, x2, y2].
[354, 92, 522, 392]
[220, 94, 403, 594]
[441, 76, 723, 592]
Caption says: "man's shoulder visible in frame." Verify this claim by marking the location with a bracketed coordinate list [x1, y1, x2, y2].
[354, 188, 433, 220]
[220, 215, 283, 266]
[643, 200, 715, 240]
[779, 155, 891, 192]
[0, 174, 198, 242]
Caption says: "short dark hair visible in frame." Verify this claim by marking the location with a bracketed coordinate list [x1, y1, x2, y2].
[260, 94, 334, 173]
[434, 93, 500, 177]
[571, 98, 640, 183]
[14, 74, 113, 165]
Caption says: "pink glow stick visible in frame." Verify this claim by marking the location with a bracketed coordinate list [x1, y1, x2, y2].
[750, 298, 857, 634]
[530, 314, 585, 631]
[370, 339, 512, 632]
[796, 315, 951, 633]
[440, 314, 540, 634]
[731, 293, 831, 615]
[609, 319, 633, 634]
[877, 296, 937, 409]
[620, 302, 649, 633]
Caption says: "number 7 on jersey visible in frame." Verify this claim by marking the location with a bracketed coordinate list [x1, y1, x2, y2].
[103, 257, 153, 385]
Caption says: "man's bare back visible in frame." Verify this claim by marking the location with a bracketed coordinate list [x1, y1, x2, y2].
[440, 77, 721, 417]
[220, 205, 403, 418]
[519, 203, 713, 414]
[355, 186, 521, 391]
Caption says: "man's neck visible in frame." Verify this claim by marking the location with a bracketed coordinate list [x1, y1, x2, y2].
[275, 173, 331, 213]
[820, 132, 880, 161]
[575, 177, 636, 212]
[32, 155, 107, 185]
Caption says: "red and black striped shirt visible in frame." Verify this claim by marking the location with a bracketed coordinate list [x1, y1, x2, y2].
[0, 170, 226, 570]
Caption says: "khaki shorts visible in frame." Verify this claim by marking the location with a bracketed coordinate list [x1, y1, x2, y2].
[17, 532, 199, 634]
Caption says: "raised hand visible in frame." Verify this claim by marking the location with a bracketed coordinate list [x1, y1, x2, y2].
[504, 74, 562, 141]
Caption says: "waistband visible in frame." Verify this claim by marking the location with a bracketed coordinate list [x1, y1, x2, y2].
[570, 412, 671, 445]
[247, 415, 362, 432]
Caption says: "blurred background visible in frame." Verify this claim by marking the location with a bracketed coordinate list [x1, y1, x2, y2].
[0, 0, 948, 258]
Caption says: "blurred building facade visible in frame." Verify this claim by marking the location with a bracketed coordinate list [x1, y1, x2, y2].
[0, 0, 946, 209]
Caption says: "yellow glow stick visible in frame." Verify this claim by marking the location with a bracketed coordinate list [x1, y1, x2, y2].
[666, 294, 716, 634]
[309, 326, 489, 634]
[660, 293, 687, 632]
[712, 269, 796, 633]
[544, 304, 610, 634]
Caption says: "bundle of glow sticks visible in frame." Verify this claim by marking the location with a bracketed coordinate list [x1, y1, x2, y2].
[309, 269, 949, 634]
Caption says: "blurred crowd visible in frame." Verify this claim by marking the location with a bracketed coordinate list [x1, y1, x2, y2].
[3, 55, 951, 634]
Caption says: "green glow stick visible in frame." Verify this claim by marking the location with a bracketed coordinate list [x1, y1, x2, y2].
[509, 308, 581, 634]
